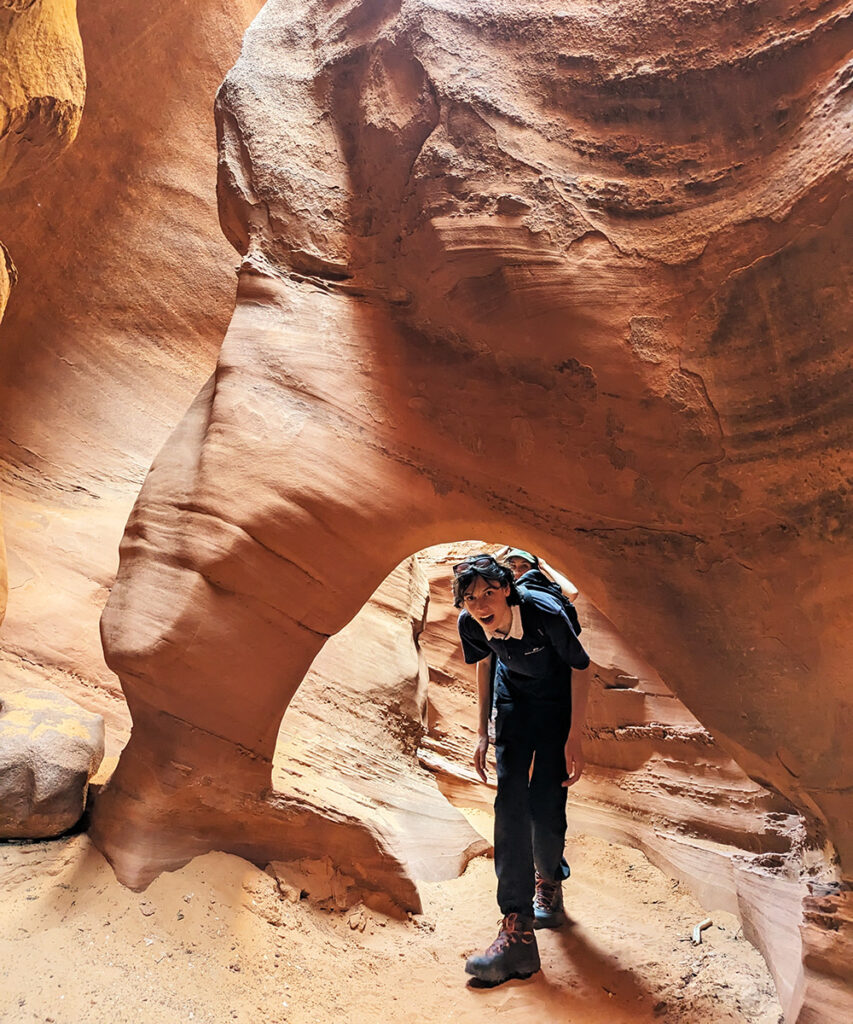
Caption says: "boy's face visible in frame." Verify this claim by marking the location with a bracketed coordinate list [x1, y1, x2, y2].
[461, 575, 512, 632]
[506, 557, 534, 580]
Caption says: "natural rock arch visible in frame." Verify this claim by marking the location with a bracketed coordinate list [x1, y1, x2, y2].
[90, 2, 852, 1020]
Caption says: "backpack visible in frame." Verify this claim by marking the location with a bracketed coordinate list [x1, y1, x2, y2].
[517, 573, 582, 636]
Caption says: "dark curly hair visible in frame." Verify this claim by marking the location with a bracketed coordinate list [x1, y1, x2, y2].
[451, 554, 520, 609]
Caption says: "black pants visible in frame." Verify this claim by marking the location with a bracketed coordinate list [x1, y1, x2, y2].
[493, 696, 572, 916]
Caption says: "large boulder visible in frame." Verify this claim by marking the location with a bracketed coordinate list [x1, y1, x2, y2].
[0, 689, 104, 837]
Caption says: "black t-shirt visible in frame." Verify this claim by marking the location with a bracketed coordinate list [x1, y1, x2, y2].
[457, 590, 589, 702]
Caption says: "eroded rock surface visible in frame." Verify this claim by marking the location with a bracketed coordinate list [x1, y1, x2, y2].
[0, 0, 85, 190]
[0, 0, 264, 721]
[0, 0, 85, 625]
[89, 556, 485, 913]
[85, 1, 850, 1018]
[0, 688, 103, 837]
[273, 556, 489, 890]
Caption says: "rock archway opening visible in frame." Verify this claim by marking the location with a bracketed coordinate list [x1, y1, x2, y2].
[267, 539, 816, 1020]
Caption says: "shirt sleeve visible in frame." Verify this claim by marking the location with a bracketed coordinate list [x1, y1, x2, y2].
[539, 606, 590, 670]
[457, 611, 492, 664]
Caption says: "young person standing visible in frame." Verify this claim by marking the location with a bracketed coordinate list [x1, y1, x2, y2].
[453, 553, 590, 985]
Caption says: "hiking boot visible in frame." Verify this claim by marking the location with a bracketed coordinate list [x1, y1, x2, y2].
[533, 870, 566, 929]
[465, 913, 540, 984]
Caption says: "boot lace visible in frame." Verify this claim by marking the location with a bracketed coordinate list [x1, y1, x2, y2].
[486, 912, 535, 954]
[534, 874, 560, 912]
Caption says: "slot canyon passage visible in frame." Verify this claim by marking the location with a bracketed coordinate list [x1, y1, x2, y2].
[0, 0, 851, 1021]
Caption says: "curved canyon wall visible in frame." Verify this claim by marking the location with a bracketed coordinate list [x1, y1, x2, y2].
[0, 1, 849, 1020]
[0, 0, 86, 625]
[0, 0, 263, 724]
[272, 553, 488, 905]
[88, 1, 851, 1019]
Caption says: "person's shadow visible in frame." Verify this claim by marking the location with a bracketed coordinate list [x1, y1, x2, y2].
[552, 916, 652, 1002]
[467, 917, 660, 1019]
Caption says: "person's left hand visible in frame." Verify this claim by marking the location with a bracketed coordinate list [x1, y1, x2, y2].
[562, 732, 585, 787]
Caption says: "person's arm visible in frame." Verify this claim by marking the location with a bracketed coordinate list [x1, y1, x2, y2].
[457, 611, 494, 783]
[563, 670, 590, 787]
[537, 557, 579, 601]
[473, 655, 494, 782]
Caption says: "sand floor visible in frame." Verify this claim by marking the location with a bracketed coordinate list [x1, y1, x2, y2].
[1, 811, 782, 1024]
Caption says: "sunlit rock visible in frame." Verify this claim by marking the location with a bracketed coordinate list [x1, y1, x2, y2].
[0, 0, 85, 626]
[0, 688, 103, 837]
[0, 0, 837, 1016]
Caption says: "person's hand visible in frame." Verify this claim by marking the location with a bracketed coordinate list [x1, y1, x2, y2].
[562, 732, 585, 786]
[473, 735, 489, 782]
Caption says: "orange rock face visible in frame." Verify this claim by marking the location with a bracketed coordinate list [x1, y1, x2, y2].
[0, 0, 86, 626]
[11, 0, 840, 1018]
[0, 0, 84, 190]
[0, 0, 263, 700]
[273, 555, 488, 899]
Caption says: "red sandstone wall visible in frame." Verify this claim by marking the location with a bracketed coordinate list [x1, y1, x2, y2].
[0, 0, 264, 737]
[0, 0, 86, 626]
[90, 6, 850, 1017]
[0, 2, 849, 1019]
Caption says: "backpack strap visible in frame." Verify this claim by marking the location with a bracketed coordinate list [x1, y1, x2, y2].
[518, 581, 582, 635]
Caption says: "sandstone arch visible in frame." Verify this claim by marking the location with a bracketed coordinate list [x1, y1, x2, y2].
[90, 1, 851, 1019]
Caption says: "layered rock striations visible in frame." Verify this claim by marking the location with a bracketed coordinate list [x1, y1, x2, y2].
[273, 555, 488, 898]
[0, 0, 86, 626]
[0, 0, 263, 722]
[86, 1, 851, 1018]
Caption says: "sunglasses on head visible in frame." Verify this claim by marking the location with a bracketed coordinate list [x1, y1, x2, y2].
[452, 554, 498, 575]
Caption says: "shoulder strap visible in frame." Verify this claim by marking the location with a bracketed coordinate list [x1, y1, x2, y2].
[518, 580, 582, 635]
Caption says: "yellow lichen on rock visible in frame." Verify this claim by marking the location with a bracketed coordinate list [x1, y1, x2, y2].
[0, 689, 104, 838]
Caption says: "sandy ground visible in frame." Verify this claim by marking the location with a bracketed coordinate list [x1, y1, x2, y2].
[1, 809, 782, 1024]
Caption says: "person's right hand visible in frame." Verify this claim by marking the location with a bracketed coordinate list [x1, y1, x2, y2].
[473, 735, 489, 782]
